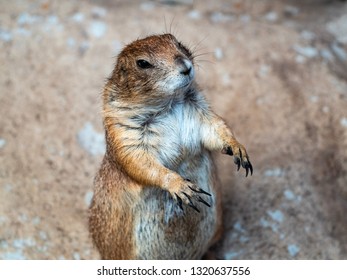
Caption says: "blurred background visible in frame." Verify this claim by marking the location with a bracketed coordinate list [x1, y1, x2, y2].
[0, 0, 347, 260]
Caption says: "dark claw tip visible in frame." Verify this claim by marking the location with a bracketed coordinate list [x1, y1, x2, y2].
[249, 163, 253, 175]
[245, 167, 249, 177]
[195, 187, 212, 196]
[189, 202, 200, 213]
[175, 194, 183, 211]
[198, 196, 211, 207]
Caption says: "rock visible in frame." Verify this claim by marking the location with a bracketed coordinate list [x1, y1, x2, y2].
[0, 138, 6, 148]
[331, 42, 347, 62]
[187, 10, 201, 20]
[293, 44, 318, 58]
[77, 122, 105, 156]
[0, 216, 7, 225]
[84, 191, 94, 206]
[224, 251, 242, 260]
[258, 64, 270, 78]
[300, 30, 315, 41]
[326, 14, 347, 44]
[0, 29, 12, 42]
[73, 252, 80, 260]
[17, 13, 40, 25]
[159, 0, 193, 5]
[264, 11, 278, 22]
[88, 21, 107, 38]
[267, 210, 284, 223]
[320, 48, 334, 62]
[15, 28, 31, 37]
[233, 221, 246, 233]
[341, 117, 347, 128]
[140, 2, 155, 11]
[309, 95, 318, 103]
[284, 189, 295, 201]
[264, 168, 284, 177]
[71, 12, 84, 23]
[287, 244, 300, 257]
[284, 5, 300, 17]
[13, 238, 36, 249]
[4, 184, 13, 192]
[295, 55, 306, 64]
[39, 231, 47, 240]
[214, 47, 223, 60]
[1, 251, 26, 260]
[211, 12, 234, 23]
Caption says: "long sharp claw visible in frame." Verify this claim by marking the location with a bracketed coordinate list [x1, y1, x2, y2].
[245, 167, 249, 177]
[237, 160, 241, 171]
[182, 192, 200, 213]
[249, 162, 253, 175]
[188, 186, 212, 196]
[189, 202, 200, 213]
[197, 187, 212, 196]
[198, 196, 211, 207]
[175, 194, 183, 211]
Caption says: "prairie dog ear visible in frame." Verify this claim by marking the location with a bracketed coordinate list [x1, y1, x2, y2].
[112, 56, 127, 85]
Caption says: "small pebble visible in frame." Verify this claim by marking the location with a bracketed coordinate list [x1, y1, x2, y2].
[84, 191, 94, 206]
[267, 210, 284, 223]
[300, 30, 315, 41]
[288, 244, 300, 257]
[71, 12, 84, 23]
[211, 12, 234, 23]
[17, 13, 40, 25]
[331, 42, 347, 61]
[340, 117, 347, 128]
[326, 15, 347, 44]
[320, 49, 334, 62]
[0, 29, 12, 42]
[264, 11, 278, 22]
[284, 190, 295, 200]
[88, 21, 107, 38]
[73, 252, 81, 260]
[0, 138, 6, 148]
[214, 47, 223, 60]
[77, 122, 105, 156]
[187, 10, 201, 20]
[293, 45, 318, 58]
[264, 168, 284, 177]
[140, 2, 155, 11]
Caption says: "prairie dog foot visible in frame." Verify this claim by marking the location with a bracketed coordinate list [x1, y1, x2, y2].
[164, 175, 211, 213]
[222, 139, 253, 177]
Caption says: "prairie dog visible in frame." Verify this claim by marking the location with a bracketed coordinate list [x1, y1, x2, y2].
[89, 33, 252, 259]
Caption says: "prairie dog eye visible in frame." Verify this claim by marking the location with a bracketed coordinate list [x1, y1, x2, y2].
[136, 59, 153, 69]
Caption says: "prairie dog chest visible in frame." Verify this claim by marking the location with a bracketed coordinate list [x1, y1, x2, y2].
[142, 103, 203, 167]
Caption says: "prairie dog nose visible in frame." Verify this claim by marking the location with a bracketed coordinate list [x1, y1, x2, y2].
[176, 57, 194, 77]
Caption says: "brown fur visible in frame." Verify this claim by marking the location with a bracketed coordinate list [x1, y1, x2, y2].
[89, 33, 252, 259]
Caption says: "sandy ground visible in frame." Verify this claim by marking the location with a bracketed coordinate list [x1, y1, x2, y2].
[1, 0, 347, 260]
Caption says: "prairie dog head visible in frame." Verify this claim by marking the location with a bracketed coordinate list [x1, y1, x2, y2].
[109, 34, 195, 104]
